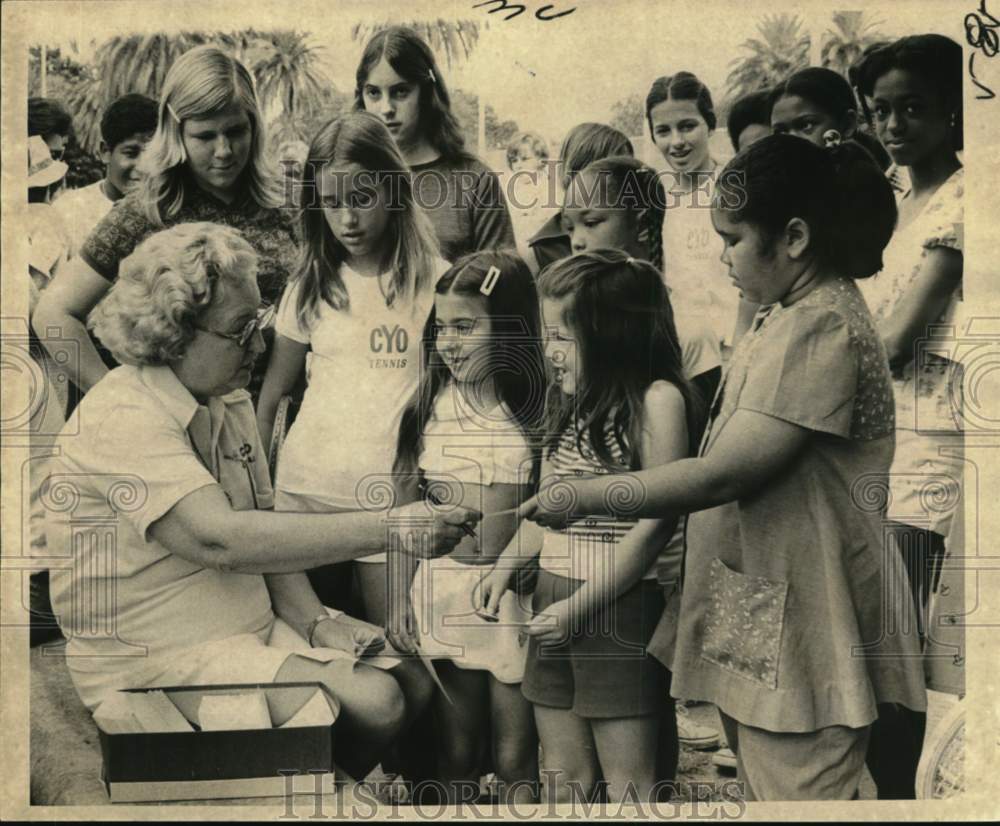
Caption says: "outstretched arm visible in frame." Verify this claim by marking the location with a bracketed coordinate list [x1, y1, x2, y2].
[149, 485, 480, 574]
[519, 408, 811, 527]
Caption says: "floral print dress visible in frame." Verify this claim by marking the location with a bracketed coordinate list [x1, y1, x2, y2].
[667, 278, 927, 733]
[860, 167, 964, 537]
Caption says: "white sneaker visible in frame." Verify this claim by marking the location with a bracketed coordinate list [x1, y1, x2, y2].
[712, 747, 737, 770]
[676, 704, 720, 749]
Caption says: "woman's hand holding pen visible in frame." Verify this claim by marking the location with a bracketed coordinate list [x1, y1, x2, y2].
[388, 500, 482, 558]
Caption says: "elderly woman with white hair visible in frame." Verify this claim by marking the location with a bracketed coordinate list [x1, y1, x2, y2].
[43, 222, 479, 781]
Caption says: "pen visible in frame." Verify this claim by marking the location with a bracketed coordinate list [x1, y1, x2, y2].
[420, 481, 478, 538]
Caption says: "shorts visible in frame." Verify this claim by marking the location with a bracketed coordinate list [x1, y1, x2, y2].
[521, 569, 668, 719]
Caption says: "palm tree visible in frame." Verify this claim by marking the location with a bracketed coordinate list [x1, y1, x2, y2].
[243, 30, 332, 143]
[90, 32, 210, 104]
[725, 14, 812, 103]
[350, 18, 484, 149]
[60, 32, 210, 155]
[820, 11, 887, 77]
[64, 74, 105, 156]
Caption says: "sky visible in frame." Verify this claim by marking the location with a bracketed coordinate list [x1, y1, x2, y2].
[15, 0, 964, 145]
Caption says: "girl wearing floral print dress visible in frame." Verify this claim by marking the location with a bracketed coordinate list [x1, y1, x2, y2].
[518, 134, 927, 801]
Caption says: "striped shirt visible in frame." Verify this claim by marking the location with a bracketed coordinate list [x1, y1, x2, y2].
[539, 419, 684, 583]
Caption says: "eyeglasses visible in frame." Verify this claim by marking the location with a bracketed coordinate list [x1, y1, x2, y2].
[196, 304, 275, 348]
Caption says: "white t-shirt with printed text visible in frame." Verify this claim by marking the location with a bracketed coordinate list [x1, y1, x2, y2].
[273, 259, 450, 508]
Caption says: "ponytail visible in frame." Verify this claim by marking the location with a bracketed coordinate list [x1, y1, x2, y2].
[826, 138, 897, 278]
[719, 134, 896, 280]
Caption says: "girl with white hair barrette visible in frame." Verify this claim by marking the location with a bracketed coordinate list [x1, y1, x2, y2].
[33, 44, 298, 402]
[44, 222, 479, 781]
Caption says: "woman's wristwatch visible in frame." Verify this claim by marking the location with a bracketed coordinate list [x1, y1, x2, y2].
[306, 609, 344, 646]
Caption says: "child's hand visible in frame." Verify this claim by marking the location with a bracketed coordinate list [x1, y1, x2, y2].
[386, 594, 420, 655]
[523, 598, 573, 645]
[476, 565, 513, 616]
[311, 614, 386, 658]
[517, 479, 593, 530]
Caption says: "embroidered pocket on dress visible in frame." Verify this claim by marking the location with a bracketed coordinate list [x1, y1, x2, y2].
[701, 558, 788, 690]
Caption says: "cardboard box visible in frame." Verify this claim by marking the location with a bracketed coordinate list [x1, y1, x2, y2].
[97, 682, 338, 803]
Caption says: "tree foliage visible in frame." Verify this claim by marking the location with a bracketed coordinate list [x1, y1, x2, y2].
[609, 93, 646, 139]
[820, 11, 887, 77]
[725, 14, 812, 103]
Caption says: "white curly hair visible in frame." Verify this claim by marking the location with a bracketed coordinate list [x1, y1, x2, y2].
[89, 222, 259, 366]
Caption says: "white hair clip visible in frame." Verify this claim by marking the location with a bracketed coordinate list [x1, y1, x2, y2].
[428, 69, 436, 84]
[625, 256, 637, 266]
[822, 129, 842, 149]
[480, 265, 501, 296]
[166, 102, 182, 124]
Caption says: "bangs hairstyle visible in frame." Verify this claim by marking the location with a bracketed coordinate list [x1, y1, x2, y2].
[559, 123, 634, 183]
[101, 93, 158, 150]
[138, 45, 280, 225]
[354, 26, 469, 161]
[852, 34, 963, 151]
[293, 111, 441, 328]
[645, 72, 717, 137]
[89, 222, 258, 366]
[716, 133, 897, 279]
[573, 156, 667, 272]
[537, 249, 702, 469]
[394, 250, 547, 484]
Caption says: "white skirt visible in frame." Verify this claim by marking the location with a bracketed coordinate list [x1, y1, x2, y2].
[410, 557, 531, 684]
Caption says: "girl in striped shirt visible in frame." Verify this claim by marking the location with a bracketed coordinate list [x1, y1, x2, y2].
[480, 249, 701, 803]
